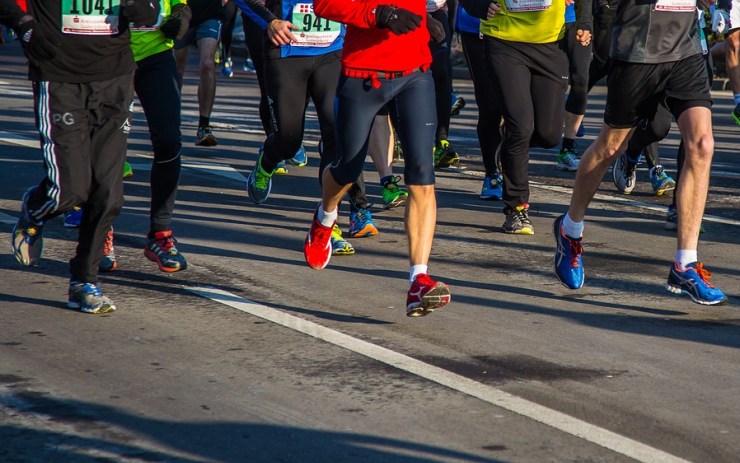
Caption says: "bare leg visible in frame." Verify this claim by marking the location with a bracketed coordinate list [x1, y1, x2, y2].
[725, 31, 740, 95]
[321, 168, 353, 214]
[368, 114, 393, 178]
[674, 106, 713, 251]
[563, 111, 585, 140]
[196, 37, 218, 120]
[406, 185, 436, 266]
[567, 124, 633, 221]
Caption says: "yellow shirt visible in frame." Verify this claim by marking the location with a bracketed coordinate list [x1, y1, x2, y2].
[480, 0, 566, 44]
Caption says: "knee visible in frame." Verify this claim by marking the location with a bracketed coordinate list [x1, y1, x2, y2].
[200, 59, 216, 74]
[684, 133, 714, 165]
[153, 138, 182, 163]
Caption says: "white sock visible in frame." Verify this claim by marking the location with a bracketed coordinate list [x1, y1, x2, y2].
[317, 204, 337, 228]
[734, 94, 740, 105]
[561, 213, 584, 239]
[409, 265, 428, 284]
[675, 250, 698, 271]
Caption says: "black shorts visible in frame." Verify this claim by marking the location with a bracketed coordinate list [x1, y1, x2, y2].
[604, 54, 712, 128]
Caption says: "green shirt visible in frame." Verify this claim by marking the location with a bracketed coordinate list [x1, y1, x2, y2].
[130, 0, 188, 61]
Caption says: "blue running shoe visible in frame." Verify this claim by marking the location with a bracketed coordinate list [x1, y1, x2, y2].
[666, 262, 727, 305]
[553, 214, 584, 289]
[650, 165, 676, 196]
[576, 123, 586, 137]
[243, 57, 256, 73]
[349, 208, 378, 238]
[247, 151, 274, 205]
[64, 206, 83, 228]
[480, 174, 503, 200]
[288, 145, 308, 167]
[68, 280, 116, 314]
[221, 57, 234, 78]
[12, 188, 45, 266]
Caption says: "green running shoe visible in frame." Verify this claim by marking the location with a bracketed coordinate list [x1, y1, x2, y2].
[381, 175, 408, 209]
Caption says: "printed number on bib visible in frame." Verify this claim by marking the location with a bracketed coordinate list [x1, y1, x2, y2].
[291, 3, 340, 47]
[504, 0, 552, 13]
[62, 0, 120, 35]
[655, 0, 696, 12]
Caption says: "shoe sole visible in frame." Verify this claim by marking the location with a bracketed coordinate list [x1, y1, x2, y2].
[196, 135, 218, 147]
[666, 283, 727, 306]
[99, 261, 118, 272]
[384, 196, 407, 209]
[503, 227, 534, 235]
[68, 301, 117, 314]
[350, 226, 378, 238]
[555, 164, 578, 172]
[480, 193, 502, 200]
[407, 284, 451, 317]
[144, 250, 187, 273]
[654, 181, 676, 196]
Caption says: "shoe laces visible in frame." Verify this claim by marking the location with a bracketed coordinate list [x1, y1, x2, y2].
[353, 208, 371, 223]
[103, 229, 114, 256]
[74, 281, 102, 297]
[382, 175, 402, 190]
[567, 238, 584, 268]
[331, 224, 344, 239]
[153, 232, 177, 254]
[254, 164, 272, 190]
[690, 262, 715, 287]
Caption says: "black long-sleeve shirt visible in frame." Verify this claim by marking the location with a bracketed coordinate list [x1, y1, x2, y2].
[0, 0, 134, 83]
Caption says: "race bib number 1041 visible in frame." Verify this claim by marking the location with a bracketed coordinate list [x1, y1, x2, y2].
[61, 0, 120, 35]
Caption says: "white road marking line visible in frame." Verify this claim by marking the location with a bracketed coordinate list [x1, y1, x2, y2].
[0, 131, 39, 149]
[127, 160, 247, 183]
[186, 285, 691, 463]
[0, 212, 17, 225]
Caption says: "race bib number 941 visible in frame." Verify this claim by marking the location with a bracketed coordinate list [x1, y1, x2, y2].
[62, 0, 120, 35]
[291, 3, 340, 47]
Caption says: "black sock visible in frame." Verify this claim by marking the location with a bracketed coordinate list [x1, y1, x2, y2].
[199, 116, 210, 128]
[561, 137, 575, 152]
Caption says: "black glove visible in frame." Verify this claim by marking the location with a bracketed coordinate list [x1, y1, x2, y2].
[17, 19, 56, 67]
[426, 13, 445, 43]
[122, 0, 160, 27]
[159, 3, 191, 40]
[375, 5, 422, 35]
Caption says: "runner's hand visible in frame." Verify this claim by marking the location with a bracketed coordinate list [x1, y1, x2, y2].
[122, 0, 160, 27]
[17, 17, 56, 67]
[160, 3, 191, 40]
[427, 14, 445, 42]
[375, 5, 422, 35]
[486, 2, 501, 19]
[576, 29, 591, 46]
[267, 20, 298, 46]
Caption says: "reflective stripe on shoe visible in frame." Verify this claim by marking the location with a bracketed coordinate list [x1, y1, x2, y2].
[144, 230, 187, 273]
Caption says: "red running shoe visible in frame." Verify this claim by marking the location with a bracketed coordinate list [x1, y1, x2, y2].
[406, 273, 451, 317]
[304, 209, 334, 270]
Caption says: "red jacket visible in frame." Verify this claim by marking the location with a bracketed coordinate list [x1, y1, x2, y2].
[313, 0, 431, 73]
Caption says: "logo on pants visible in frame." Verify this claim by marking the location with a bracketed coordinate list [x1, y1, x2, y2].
[52, 113, 75, 126]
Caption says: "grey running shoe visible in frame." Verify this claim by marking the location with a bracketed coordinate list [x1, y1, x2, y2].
[612, 154, 637, 194]
[68, 281, 116, 314]
[503, 204, 534, 235]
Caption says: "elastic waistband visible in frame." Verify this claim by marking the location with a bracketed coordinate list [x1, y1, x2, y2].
[342, 65, 428, 88]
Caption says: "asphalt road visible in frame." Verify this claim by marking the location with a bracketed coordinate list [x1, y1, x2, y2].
[1, 42, 739, 463]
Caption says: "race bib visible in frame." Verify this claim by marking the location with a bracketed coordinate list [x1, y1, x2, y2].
[291, 3, 340, 47]
[61, 0, 120, 35]
[655, 0, 696, 12]
[504, 0, 552, 13]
